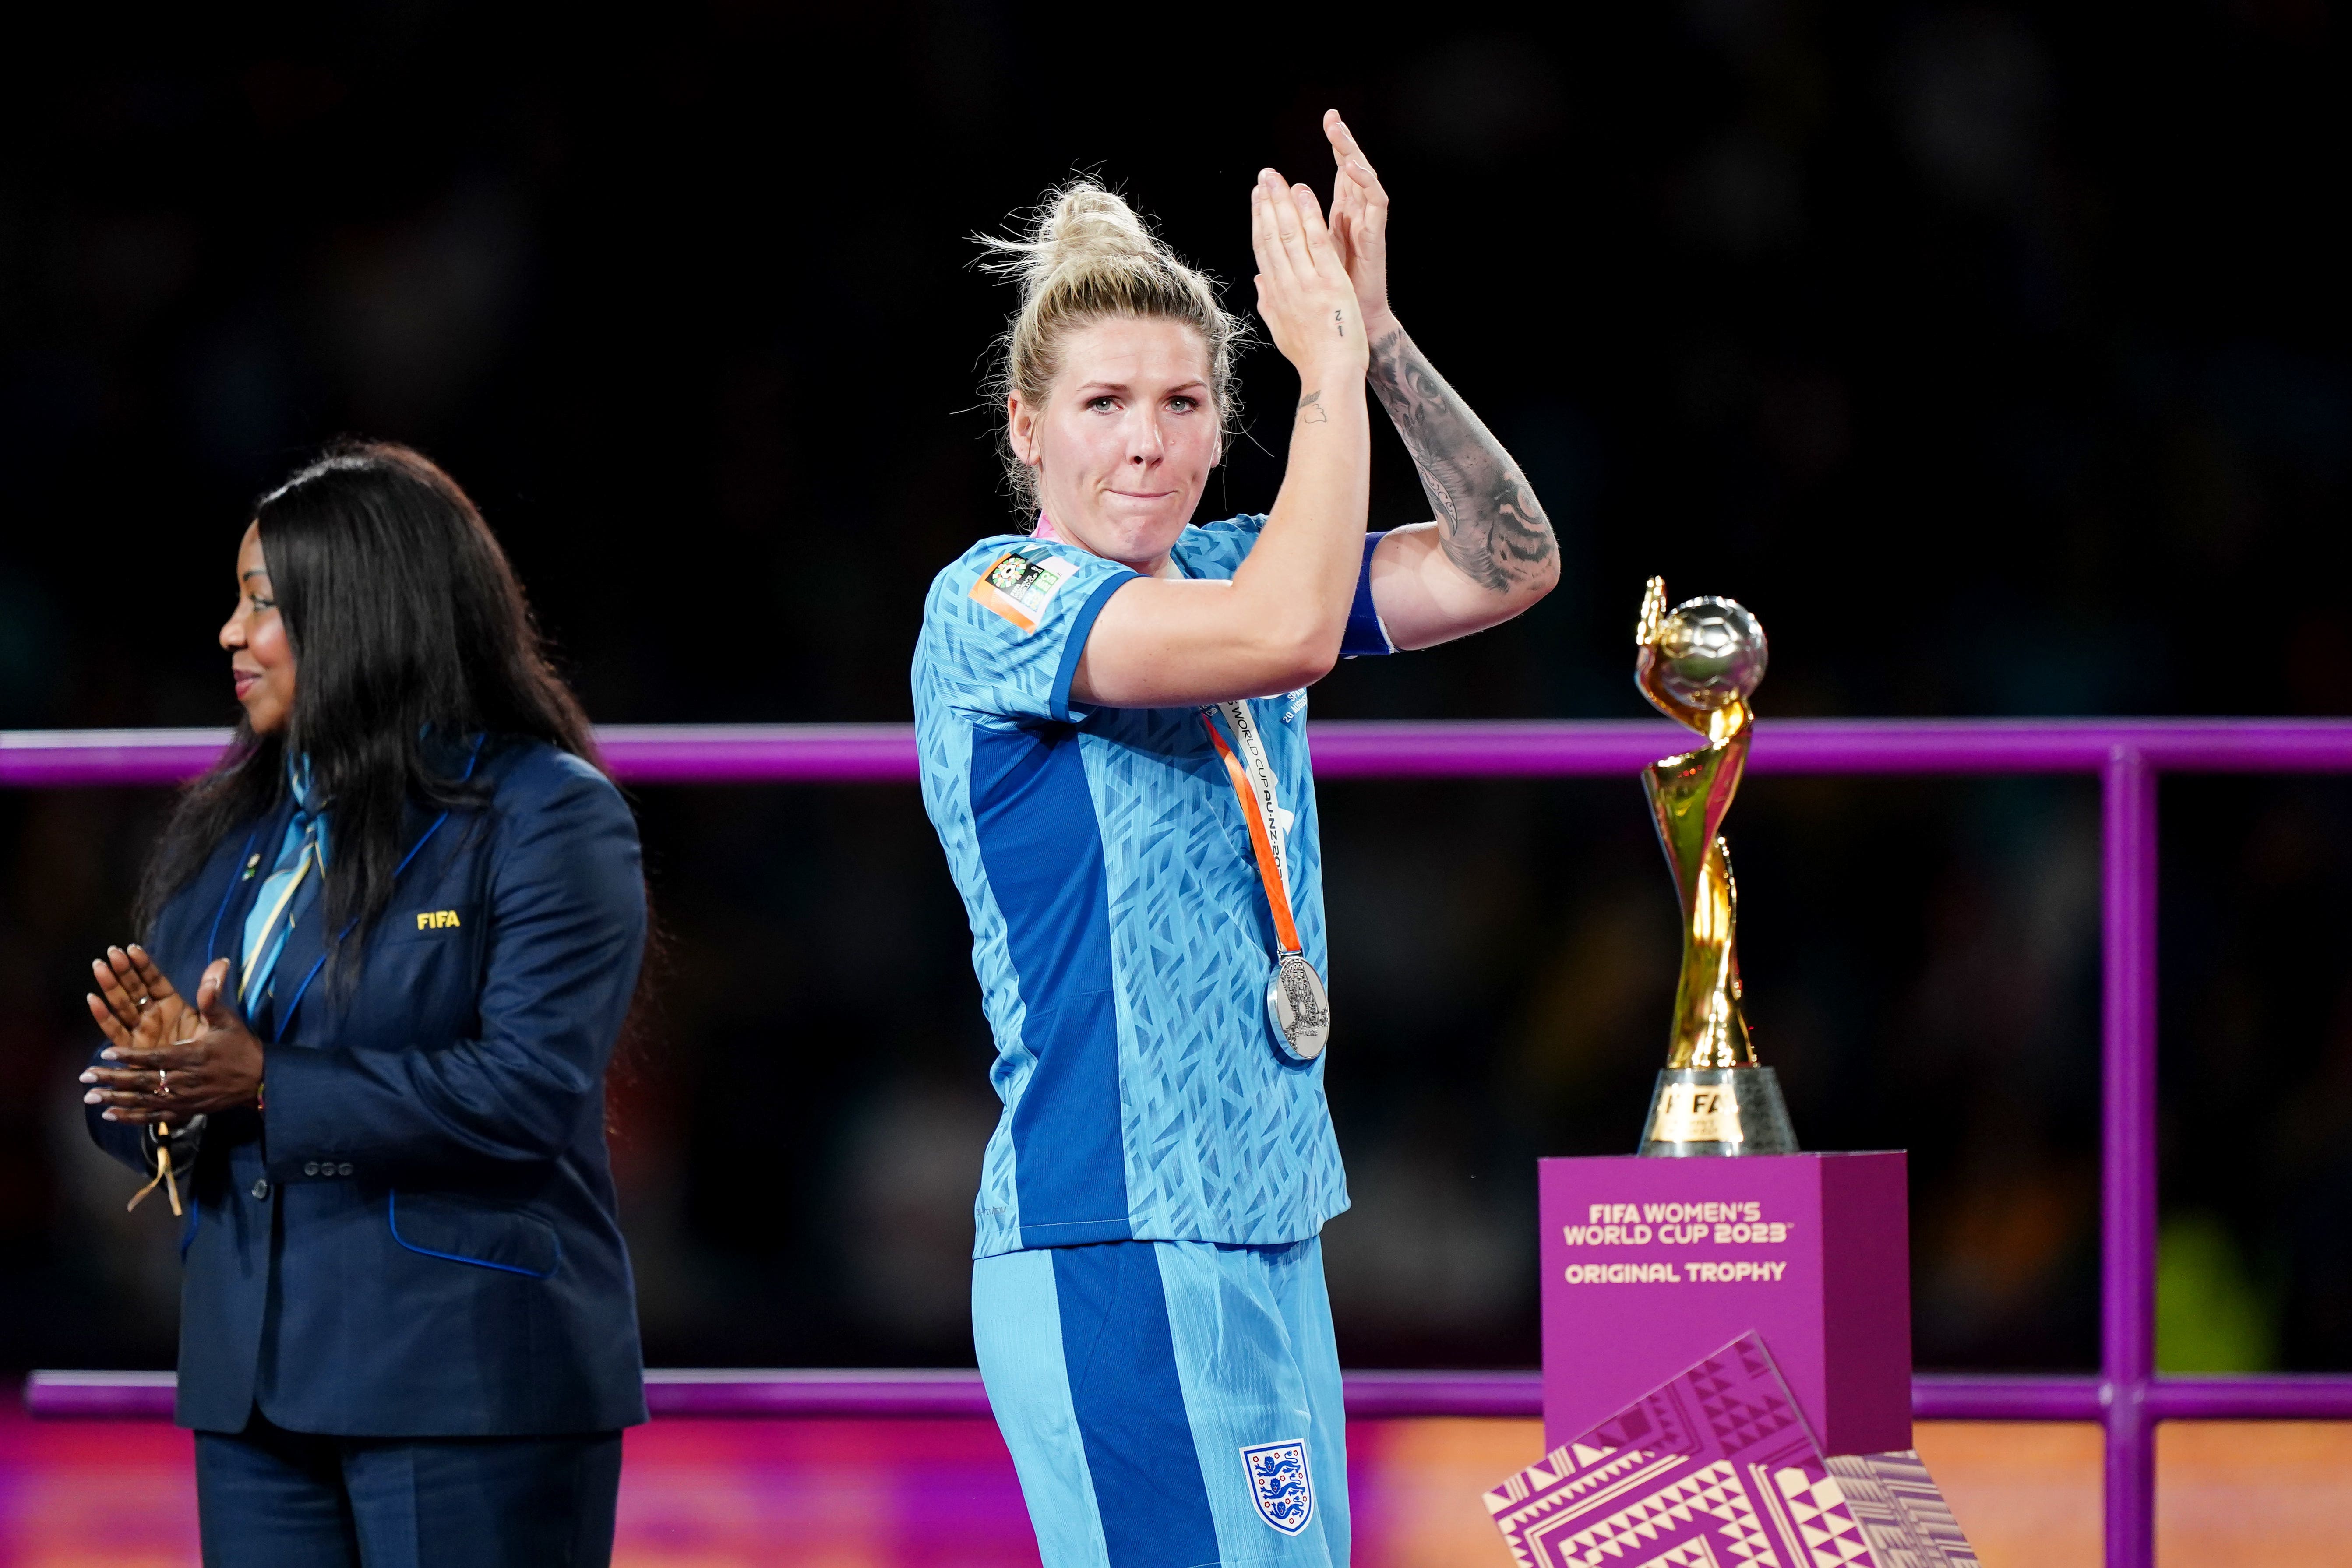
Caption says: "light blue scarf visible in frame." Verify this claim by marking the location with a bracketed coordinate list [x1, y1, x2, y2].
[238, 755, 328, 1028]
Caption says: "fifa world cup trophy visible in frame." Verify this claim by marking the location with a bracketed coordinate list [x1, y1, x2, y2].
[1633, 578, 1798, 1156]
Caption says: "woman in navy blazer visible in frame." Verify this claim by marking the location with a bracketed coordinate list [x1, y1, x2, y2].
[80, 442, 649, 1568]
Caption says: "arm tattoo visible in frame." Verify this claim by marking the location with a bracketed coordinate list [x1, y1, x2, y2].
[1298, 389, 1328, 425]
[1367, 324, 1557, 593]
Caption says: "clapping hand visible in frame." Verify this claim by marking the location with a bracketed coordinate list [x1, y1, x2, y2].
[88, 945, 190, 1060]
[82, 954, 265, 1123]
[1322, 110, 1395, 341]
[1249, 166, 1368, 382]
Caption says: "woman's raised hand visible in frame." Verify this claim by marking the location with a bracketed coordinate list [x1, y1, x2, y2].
[82, 957, 265, 1123]
[1250, 167, 1368, 384]
[1323, 111, 1394, 338]
[87, 944, 190, 1058]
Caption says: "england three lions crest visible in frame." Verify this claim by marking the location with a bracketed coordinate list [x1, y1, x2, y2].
[1240, 1439, 1314, 1536]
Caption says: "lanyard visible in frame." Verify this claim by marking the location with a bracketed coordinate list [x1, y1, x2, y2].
[1201, 701, 1301, 956]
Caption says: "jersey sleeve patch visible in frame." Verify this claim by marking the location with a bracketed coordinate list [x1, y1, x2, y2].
[970, 546, 1082, 633]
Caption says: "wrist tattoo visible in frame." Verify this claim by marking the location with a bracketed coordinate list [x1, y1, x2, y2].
[1298, 389, 1328, 425]
[1368, 326, 1556, 593]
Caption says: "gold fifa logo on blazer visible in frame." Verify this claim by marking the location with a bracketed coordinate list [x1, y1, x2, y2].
[416, 910, 462, 930]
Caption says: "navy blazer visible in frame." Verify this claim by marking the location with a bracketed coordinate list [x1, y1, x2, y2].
[87, 738, 649, 1437]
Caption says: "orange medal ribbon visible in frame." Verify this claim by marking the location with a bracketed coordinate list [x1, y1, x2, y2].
[1202, 704, 1331, 1061]
[1201, 710, 1302, 955]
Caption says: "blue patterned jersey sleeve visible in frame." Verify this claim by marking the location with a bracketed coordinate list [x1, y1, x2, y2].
[1179, 513, 1269, 576]
[921, 537, 1137, 724]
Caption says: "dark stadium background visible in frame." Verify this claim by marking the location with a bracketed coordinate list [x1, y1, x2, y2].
[4, 2, 2349, 1381]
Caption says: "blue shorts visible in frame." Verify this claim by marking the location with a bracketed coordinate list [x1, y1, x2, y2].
[973, 1237, 1349, 1568]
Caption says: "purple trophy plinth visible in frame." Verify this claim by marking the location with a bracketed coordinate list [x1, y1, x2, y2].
[1540, 1150, 1911, 1458]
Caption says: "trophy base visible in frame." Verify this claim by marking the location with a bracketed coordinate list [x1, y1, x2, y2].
[1638, 1066, 1799, 1156]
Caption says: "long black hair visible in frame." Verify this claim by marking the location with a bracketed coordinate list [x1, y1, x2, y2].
[136, 440, 603, 960]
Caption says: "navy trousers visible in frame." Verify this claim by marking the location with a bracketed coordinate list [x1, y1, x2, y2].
[193, 1411, 622, 1568]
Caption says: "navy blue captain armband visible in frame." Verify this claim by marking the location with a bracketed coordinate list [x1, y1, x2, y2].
[1340, 531, 1395, 659]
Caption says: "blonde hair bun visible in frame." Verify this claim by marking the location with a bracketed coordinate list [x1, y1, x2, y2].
[990, 185, 1160, 289]
[977, 180, 1245, 515]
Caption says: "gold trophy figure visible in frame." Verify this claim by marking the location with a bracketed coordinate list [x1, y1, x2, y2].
[1633, 578, 1798, 1156]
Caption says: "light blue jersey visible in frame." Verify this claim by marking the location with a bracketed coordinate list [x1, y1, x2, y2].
[913, 516, 1391, 1258]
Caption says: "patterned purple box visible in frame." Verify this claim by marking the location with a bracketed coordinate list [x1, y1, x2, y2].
[1485, 1333, 1978, 1568]
[1540, 1152, 1911, 1456]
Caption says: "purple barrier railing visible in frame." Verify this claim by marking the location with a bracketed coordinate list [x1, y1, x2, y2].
[35, 1367, 2352, 1424]
[13, 716, 2352, 786]
[14, 716, 2352, 1568]
[20, 1368, 1551, 1422]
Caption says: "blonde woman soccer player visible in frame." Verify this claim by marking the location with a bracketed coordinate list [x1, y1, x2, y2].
[915, 113, 1557, 1568]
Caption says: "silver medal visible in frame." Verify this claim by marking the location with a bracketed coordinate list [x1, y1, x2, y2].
[1266, 951, 1331, 1062]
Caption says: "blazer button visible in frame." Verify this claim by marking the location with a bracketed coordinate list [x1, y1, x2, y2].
[303, 1161, 320, 1177]
[337, 1163, 354, 1177]
[250, 1179, 270, 1200]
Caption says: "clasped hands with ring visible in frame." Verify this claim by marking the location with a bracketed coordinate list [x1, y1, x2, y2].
[81, 946, 266, 1124]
